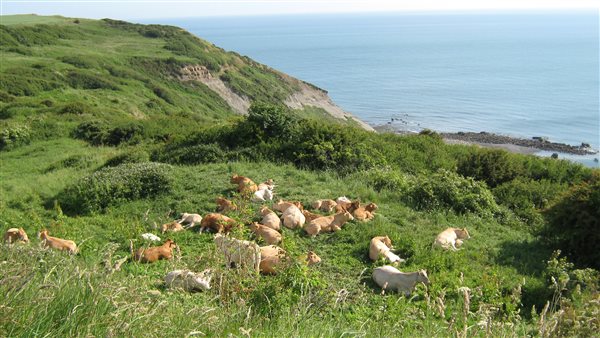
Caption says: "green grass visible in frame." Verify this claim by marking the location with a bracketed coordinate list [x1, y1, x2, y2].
[0, 15, 598, 337]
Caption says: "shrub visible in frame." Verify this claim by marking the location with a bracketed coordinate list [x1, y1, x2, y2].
[153, 143, 226, 165]
[152, 86, 175, 104]
[67, 71, 118, 90]
[72, 121, 144, 146]
[72, 121, 108, 145]
[59, 102, 92, 115]
[45, 154, 96, 172]
[407, 169, 499, 214]
[104, 149, 150, 167]
[457, 149, 525, 187]
[0, 125, 31, 151]
[59, 162, 173, 214]
[543, 172, 600, 269]
[61, 55, 98, 69]
[493, 178, 566, 226]
[105, 123, 144, 146]
[355, 167, 409, 192]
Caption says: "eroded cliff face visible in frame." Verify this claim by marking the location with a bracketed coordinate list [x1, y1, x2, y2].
[178, 65, 374, 131]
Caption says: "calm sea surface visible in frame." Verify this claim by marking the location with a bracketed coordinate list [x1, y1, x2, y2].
[144, 11, 599, 165]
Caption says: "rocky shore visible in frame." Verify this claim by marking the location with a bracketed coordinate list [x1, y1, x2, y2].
[440, 131, 598, 155]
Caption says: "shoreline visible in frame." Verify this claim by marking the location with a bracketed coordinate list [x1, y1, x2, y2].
[374, 125, 599, 157]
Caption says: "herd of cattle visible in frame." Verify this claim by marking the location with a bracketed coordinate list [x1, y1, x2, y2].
[3, 174, 471, 295]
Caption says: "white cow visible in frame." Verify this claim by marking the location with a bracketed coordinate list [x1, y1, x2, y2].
[214, 233, 261, 273]
[281, 205, 305, 229]
[433, 227, 470, 251]
[177, 213, 203, 228]
[251, 188, 274, 203]
[372, 265, 430, 296]
[165, 269, 212, 292]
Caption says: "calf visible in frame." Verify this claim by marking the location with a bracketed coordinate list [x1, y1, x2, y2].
[251, 188, 274, 203]
[302, 209, 322, 222]
[281, 205, 305, 229]
[216, 197, 237, 213]
[273, 199, 303, 213]
[306, 251, 321, 266]
[200, 213, 238, 233]
[161, 221, 185, 233]
[372, 265, 430, 296]
[230, 174, 258, 195]
[369, 236, 404, 263]
[4, 227, 29, 244]
[260, 207, 281, 231]
[311, 199, 337, 213]
[177, 213, 203, 228]
[165, 269, 212, 292]
[353, 203, 378, 222]
[257, 179, 275, 191]
[259, 245, 287, 275]
[249, 222, 282, 245]
[133, 239, 177, 263]
[39, 230, 77, 254]
[304, 211, 354, 237]
[214, 233, 261, 272]
[433, 227, 470, 251]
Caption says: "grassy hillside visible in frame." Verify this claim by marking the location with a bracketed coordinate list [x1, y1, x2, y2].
[1, 15, 599, 337]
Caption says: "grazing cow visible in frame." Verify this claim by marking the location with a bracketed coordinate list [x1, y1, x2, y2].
[259, 245, 287, 275]
[281, 205, 305, 229]
[165, 269, 212, 292]
[273, 199, 303, 213]
[230, 174, 258, 195]
[216, 197, 237, 213]
[353, 203, 378, 222]
[251, 188, 274, 203]
[161, 221, 185, 233]
[257, 179, 275, 191]
[177, 213, 203, 228]
[249, 222, 282, 245]
[306, 251, 321, 266]
[311, 199, 338, 213]
[200, 213, 238, 233]
[302, 209, 322, 222]
[433, 227, 470, 251]
[141, 233, 161, 242]
[133, 239, 177, 263]
[304, 211, 354, 237]
[4, 227, 29, 244]
[39, 230, 77, 254]
[260, 207, 281, 231]
[214, 233, 261, 272]
[369, 236, 404, 263]
[372, 265, 430, 296]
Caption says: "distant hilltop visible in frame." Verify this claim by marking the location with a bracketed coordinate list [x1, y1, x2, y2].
[0, 14, 373, 130]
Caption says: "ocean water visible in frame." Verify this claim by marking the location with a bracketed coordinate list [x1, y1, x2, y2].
[145, 11, 599, 165]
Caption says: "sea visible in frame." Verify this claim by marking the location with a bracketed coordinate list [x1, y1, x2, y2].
[143, 11, 599, 166]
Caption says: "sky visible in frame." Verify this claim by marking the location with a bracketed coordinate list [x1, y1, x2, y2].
[0, 0, 598, 20]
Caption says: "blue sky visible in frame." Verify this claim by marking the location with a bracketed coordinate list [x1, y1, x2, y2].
[1, 0, 598, 20]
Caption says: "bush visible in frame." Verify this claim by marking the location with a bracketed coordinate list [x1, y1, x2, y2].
[72, 121, 144, 146]
[153, 143, 226, 165]
[72, 121, 108, 145]
[0, 125, 31, 151]
[105, 123, 144, 146]
[104, 149, 150, 167]
[59, 162, 173, 214]
[543, 172, 600, 269]
[59, 102, 92, 115]
[408, 169, 499, 214]
[354, 167, 409, 192]
[493, 178, 566, 226]
[457, 149, 525, 187]
[45, 154, 97, 172]
[67, 71, 118, 90]
[152, 85, 175, 104]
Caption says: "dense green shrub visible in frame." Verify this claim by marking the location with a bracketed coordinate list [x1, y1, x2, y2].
[152, 85, 175, 104]
[543, 172, 600, 269]
[153, 143, 226, 165]
[0, 125, 31, 151]
[0, 68, 63, 96]
[457, 149, 525, 187]
[104, 149, 150, 167]
[59, 101, 92, 115]
[493, 178, 566, 226]
[67, 71, 118, 90]
[353, 167, 409, 192]
[408, 169, 499, 214]
[59, 162, 173, 214]
[45, 154, 96, 172]
[61, 55, 98, 69]
[72, 121, 143, 146]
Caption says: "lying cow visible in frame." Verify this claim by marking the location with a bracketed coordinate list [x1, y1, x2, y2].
[177, 213, 203, 228]
[252, 188, 274, 203]
[369, 236, 404, 263]
[133, 239, 177, 263]
[281, 205, 305, 229]
[303, 211, 353, 237]
[372, 265, 430, 296]
[4, 227, 29, 244]
[260, 207, 281, 231]
[161, 221, 185, 233]
[433, 227, 470, 251]
[214, 233, 261, 272]
[259, 245, 288, 275]
[306, 251, 321, 266]
[200, 213, 238, 233]
[216, 197, 237, 213]
[230, 174, 258, 195]
[312, 199, 337, 213]
[165, 269, 212, 292]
